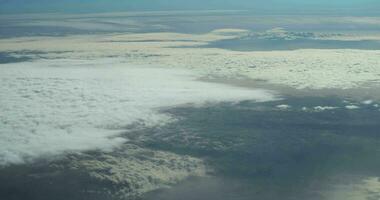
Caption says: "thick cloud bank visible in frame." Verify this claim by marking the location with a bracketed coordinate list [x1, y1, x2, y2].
[0, 59, 277, 166]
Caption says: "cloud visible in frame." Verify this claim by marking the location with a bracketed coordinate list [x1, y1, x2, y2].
[0, 58, 277, 166]
[276, 104, 291, 110]
[324, 177, 380, 200]
[362, 99, 374, 105]
[2, 29, 380, 90]
[313, 106, 339, 111]
[345, 105, 360, 110]
[68, 144, 207, 198]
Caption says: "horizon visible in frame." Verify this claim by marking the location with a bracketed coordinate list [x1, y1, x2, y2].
[0, 0, 379, 15]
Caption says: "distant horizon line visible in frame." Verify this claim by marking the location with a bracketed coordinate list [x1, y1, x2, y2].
[0, 8, 379, 17]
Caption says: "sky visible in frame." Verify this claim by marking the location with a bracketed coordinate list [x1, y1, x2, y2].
[0, 0, 379, 15]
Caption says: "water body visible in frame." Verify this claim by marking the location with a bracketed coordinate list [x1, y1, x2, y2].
[2, 12, 380, 38]
[0, 52, 32, 64]
[140, 96, 380, 200]
[204, 38, 380, 51]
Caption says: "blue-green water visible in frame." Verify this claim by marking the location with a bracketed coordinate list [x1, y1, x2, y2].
[141, 96, 380, 200]
[205, 38, 380, 51]
[0, 52, 32, 64]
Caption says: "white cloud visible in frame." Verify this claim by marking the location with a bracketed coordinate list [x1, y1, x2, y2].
[345, 105, 360, 110]
[362, 100, 374, 105]
[69, 144, 207, 197]
[0, 58, 277, 166]
[3, 32, 380, 90]
[276, 104, 291, 110]
[313, 106, 339, 111]
[324, 176, 380, 200]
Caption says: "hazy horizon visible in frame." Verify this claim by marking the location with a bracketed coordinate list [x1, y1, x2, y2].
[0, 0, 379, 15]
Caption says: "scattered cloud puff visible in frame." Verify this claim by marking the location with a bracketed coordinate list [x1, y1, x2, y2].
[313, 106, 339, 111]
[362, 100, 374, 105]
[67, 144, 207, 198]
[345, 105, 360, 110]
[324, 176, 380, 200]
[276, 104, 291, 110]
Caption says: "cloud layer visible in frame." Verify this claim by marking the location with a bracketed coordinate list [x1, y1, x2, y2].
[0, 58, 276, 166]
